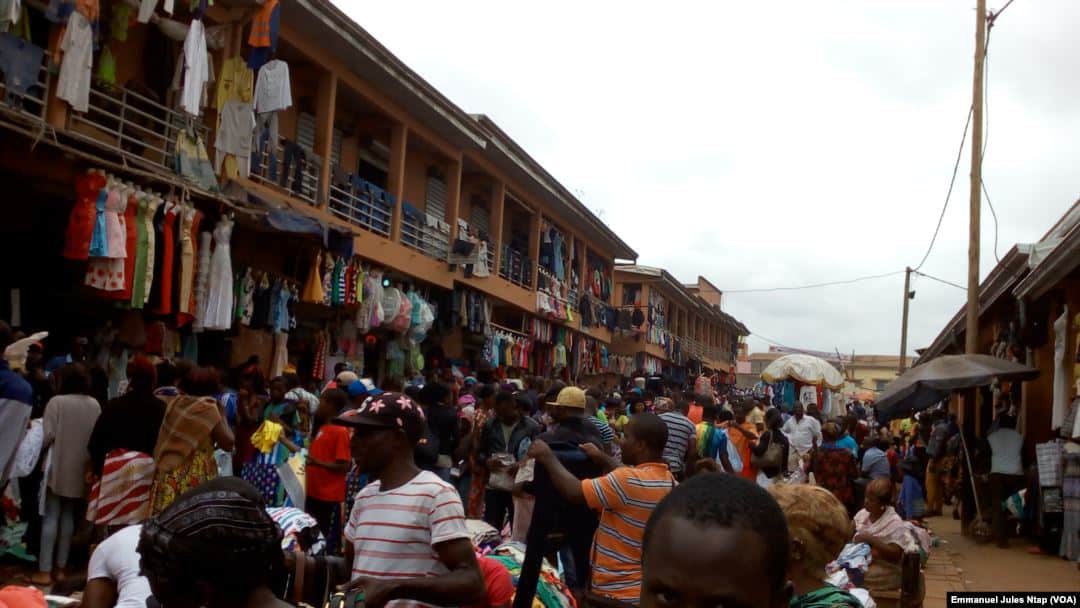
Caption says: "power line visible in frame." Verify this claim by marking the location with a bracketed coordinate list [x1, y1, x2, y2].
[723, 270, 905, 294]
[912, 270, 966, 291]
[913, 106, 973, 271]
[982, 13, 1002, 263]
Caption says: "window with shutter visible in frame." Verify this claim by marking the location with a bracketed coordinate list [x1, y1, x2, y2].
[425, 174, 447, 221]
[470, 205, 490, 235]
[297, 112, 342, 165]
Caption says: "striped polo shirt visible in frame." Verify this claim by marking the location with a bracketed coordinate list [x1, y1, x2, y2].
[659, 411, 696, 474]
[581, 462, 676, 603]
[343, 470, 470, 608]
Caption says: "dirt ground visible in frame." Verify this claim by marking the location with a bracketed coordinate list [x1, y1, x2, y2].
[924, 514, 1079, 600]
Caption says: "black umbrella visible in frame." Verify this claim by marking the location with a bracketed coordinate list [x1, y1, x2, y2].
[875, 354, 1039, 423]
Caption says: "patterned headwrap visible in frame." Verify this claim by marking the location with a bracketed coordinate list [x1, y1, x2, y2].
[138, 477, 283, 594]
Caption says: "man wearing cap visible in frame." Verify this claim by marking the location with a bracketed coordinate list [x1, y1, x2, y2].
[511, 387, 604, 608]
[328, 370, 359, 394]
[336, 392, 484, 608]
[346, 378, 383, 406]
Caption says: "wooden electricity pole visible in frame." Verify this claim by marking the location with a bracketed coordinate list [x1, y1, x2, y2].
[966, 0, 987, 354]
[899, 267, 912, 373]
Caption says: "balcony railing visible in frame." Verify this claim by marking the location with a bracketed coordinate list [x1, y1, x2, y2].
[499, 246, 533, 289]
[401, 207, 450, 262]
[486, 243, 496, 274]
[0, 59, 49, 121]
[69, 85, 209, 172]
[328, 177, 393, 237]
[250, 136, 321, 206]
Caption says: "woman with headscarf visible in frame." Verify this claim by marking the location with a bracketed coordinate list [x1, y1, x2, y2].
[853, 479, 929, 597]
[811, 421, 860, 514]
[137, 477, 291, 608]
[769, 483, 862, 607]
[34, 363, 101, 586]
[149, 366, 235, 515]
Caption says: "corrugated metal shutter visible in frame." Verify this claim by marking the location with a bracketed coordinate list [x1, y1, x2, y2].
[470, 205, 490, 234]
[297, 112, 342, 165]
[425, 175, 446, 220]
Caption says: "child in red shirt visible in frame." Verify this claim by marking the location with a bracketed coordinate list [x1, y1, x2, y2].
[306, 388, 353, 554]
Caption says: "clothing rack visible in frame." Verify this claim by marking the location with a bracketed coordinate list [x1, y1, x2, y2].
[489, 322, 527, 338]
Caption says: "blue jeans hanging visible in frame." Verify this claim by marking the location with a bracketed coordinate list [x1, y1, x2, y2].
[280, 140, 306, 194]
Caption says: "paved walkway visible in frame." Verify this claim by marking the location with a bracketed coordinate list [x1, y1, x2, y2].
[922, 514, 1079, 604]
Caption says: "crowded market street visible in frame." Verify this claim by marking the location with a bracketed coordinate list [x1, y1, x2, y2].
[1, 1, 1080, 607]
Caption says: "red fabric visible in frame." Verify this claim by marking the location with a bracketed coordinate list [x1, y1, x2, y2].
[306, 424, 352, 501]
[154, 205, 176, 315]
[63, 173, 106, 260]
[470, 556, 514, 608]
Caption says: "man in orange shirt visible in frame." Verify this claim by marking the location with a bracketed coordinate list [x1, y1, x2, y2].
[529, 413, 675, 605]
[306, 388, 353, 554]
[728, 403, 760, 482]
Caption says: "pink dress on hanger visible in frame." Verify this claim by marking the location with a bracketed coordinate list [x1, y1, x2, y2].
[105, 188, 128, 259]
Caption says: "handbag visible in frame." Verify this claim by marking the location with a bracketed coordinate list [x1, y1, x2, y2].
[751, 432, 784, 470]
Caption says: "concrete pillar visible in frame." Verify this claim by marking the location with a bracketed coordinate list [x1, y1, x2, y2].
[314, 72, 337, 208]
[446, 157, 462, 241]
[387, 124, 408, 241]
[528, 210, 541, 289]
[490, 181, 505, 271]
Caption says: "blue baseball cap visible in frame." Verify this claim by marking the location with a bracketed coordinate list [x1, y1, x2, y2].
[347, 378, 383, 399]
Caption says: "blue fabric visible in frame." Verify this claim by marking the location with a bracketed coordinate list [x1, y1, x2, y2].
[45, 0, 73, 23]
[88, 189, 109, 257]
[860, 447, 891, 480]
[271, 281, 290, 333]
[251, 117, 277, 181]
[0, 360, 32, 405]
[551, 230, 564, 280]
[835, 434, 859, 458]
[703, 424, 729, 462]
[0, 34, 43, 106]
[898, 474, 925, 519]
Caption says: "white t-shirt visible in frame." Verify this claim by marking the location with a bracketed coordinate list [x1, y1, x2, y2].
[344, 470, 470, 608]
[254, 60, 292, 114]
[87, 525, 152, 608]
[782, 415, 822, 455]
[988, 428, 1024, 475]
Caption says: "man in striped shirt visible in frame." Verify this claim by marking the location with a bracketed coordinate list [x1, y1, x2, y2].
[335, 392, 484, 608]
[529, 412, 675, 605]
[657, 398, 698, 479]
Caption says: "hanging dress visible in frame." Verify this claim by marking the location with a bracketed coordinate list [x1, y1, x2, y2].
[176, 206, 197, 326]
[63, 172, 106, 260]
[153, 202, 177, 315]
[85, 187, 129, 293]
[301, 250, 324, 303]
[88, 185, 112, 257]
[142, 197, 162, 307]
[114, 193, 139, 302]
[202, 216, 235, 330]
[192, 229, 212, 332]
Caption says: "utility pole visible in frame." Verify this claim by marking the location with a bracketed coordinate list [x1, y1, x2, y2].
[966, 0, 987, 354]
[899, 267, 913, 373]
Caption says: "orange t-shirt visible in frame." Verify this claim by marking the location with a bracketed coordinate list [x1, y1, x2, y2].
[728, 422, 759, 481]
[687, 404, 704, 425]
[306, 424, 352, 501]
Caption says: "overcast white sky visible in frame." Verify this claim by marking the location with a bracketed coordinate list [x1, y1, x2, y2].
[340, 1, 1079, 356]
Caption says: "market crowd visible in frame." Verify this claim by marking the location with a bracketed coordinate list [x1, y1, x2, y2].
[0, 320, 975, 608]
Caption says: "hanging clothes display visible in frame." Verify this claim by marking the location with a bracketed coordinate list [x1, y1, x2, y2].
[191, 229, 212, 331]
[246, 0, 279, 71]
[63, 170, 105, 260]
[202, 215, 235, 330]
[152, 200, 178, 315]
[180, 18, 209, 116]
[176, 205, 198, 326]
[56, 10, 93, 112]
